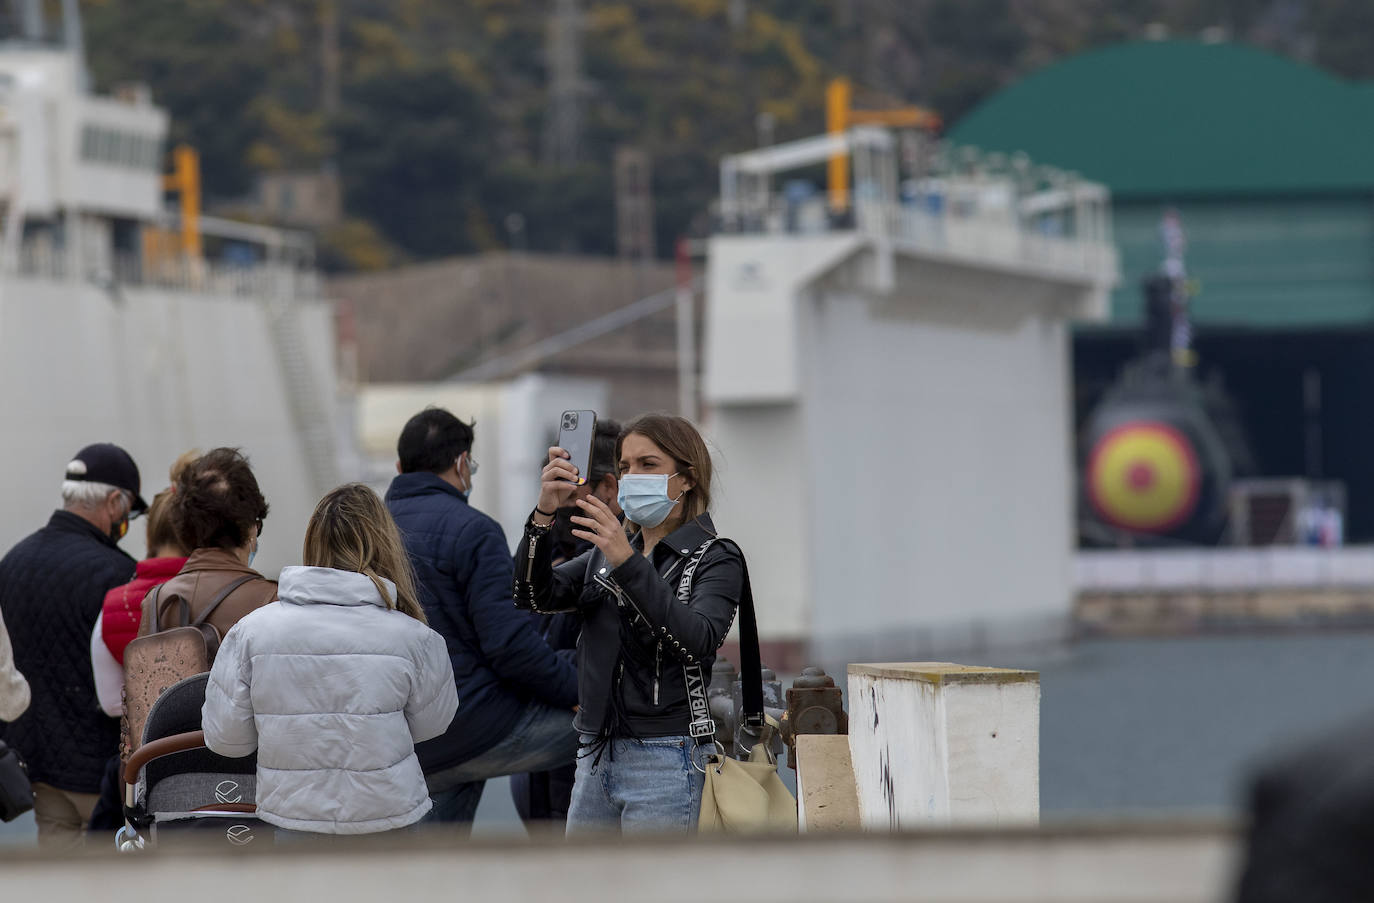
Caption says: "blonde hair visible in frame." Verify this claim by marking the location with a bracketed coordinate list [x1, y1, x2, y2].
[146, 450, 198, 556]
[303, 483, 427, 624]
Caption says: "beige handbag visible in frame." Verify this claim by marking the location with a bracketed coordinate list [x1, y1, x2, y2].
[679, 538, 796, 834]
[699, 719, 797, 834]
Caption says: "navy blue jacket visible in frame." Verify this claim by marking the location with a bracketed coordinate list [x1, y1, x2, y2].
[0, 511, 136, 791]
[386, 473, 577, 772]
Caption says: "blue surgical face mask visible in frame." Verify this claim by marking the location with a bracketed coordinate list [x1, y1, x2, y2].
[248, 538, 259, 567]
[617, 472, 684, 528]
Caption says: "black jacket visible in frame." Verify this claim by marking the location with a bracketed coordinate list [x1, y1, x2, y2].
[0, 511, 135, 791]
[386, 472, 577, 771]
[514, 513, 743, 739]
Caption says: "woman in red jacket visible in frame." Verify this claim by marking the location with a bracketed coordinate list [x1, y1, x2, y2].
[90, 452, 194, 715]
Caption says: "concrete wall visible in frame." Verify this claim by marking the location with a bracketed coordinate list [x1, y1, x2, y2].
[0, 275, 339, 577]
[706, 233, 1093, 659]
[802, 280, 1073, 658]
[708, 403, 810, 642]
[0, 825, 1240, 903]
[1077, 546, 1374, 591]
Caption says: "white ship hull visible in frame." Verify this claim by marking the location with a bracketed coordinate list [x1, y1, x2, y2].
[0, 274, 342, 576]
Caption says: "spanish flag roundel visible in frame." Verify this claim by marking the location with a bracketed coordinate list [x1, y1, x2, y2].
[1087, 422, 1200, 533]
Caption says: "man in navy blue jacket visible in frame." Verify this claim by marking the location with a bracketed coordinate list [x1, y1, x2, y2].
[386, 408, 578, 828]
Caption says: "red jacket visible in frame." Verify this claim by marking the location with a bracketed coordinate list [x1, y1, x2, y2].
[101, 557, 188, 664]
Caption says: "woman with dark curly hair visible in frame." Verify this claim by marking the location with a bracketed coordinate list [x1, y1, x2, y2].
[134, 447, 276, 646]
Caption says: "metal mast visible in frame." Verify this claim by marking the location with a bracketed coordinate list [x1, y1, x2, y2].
[60, 0, 88, 91]
[13, 0, 41, 40]
[614, 146, 655, 261]
[543, 0, 584, 167]
[320, 0, 341, 115]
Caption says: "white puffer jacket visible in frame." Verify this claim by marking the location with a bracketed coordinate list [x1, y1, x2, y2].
[202, 566, 458, 834]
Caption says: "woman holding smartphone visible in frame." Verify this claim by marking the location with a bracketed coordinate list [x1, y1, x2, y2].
[514, 413, 745, 835]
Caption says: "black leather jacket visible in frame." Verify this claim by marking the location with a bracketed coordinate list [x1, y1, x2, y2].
[514, 513, 743, 739]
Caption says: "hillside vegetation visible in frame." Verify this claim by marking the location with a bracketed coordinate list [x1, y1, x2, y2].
[76, 0, 1374, 270]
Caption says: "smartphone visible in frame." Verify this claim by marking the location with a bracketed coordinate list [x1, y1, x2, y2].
[557, 410, 597, 486]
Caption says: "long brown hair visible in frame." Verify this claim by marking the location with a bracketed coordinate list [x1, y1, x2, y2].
[617, 414, 714, 524]
[302, 484, 427, 624]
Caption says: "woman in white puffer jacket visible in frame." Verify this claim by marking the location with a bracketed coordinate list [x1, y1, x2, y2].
[203, 483, 458, 836]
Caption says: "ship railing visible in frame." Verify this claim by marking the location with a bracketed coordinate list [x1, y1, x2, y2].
[893, 192, 1117, 283]
[715, 132, 1117, 285]
[714, 191, 1115, 284]
[9, 241, 323, 300]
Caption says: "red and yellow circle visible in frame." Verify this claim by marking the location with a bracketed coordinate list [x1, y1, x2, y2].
[1087, 422, 1200, 532]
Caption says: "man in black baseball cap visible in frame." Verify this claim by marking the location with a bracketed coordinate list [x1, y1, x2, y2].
[0, 442, 140, 848]
[63, 442, 149, 520]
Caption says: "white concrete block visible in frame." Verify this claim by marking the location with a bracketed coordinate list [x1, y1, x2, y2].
[848, 663, 1039, 831]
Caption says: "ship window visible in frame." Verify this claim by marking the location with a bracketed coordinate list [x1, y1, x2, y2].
[99, 128, 118, 163]
[78, 125, 162, 170]
[144, 137, 162, 170]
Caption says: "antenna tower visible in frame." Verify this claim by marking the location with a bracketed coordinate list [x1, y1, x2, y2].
[614, 146, 655, 262]
[544, 0, 584, 167]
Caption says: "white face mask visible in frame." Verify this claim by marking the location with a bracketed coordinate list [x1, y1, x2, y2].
[617, 472, 684, 528]
[457, 454, 478, 496]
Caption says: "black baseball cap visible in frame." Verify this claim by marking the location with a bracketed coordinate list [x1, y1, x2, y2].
[65, 443, 148, 514]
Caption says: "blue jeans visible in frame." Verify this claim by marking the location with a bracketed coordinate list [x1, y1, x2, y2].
[424, 702, 578, 828]
[566, 734, 705, 836]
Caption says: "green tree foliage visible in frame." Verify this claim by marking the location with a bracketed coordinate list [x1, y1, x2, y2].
[334, 64, 494, 256]
[72, 0, 1374, 269]
[84, 0, 281, 197]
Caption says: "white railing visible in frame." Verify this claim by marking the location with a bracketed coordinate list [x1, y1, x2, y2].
[896, 203, 1117, 283]
[8, 242, 322, 300]
[716, 132, 1118, 285]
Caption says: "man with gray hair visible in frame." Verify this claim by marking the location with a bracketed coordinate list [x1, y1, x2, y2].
[0, 443, 143, 848]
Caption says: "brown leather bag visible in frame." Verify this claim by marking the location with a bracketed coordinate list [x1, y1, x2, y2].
[120, 576, 255, 761]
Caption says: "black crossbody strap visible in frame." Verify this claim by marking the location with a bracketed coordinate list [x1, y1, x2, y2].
[678, 537, 762, 742]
